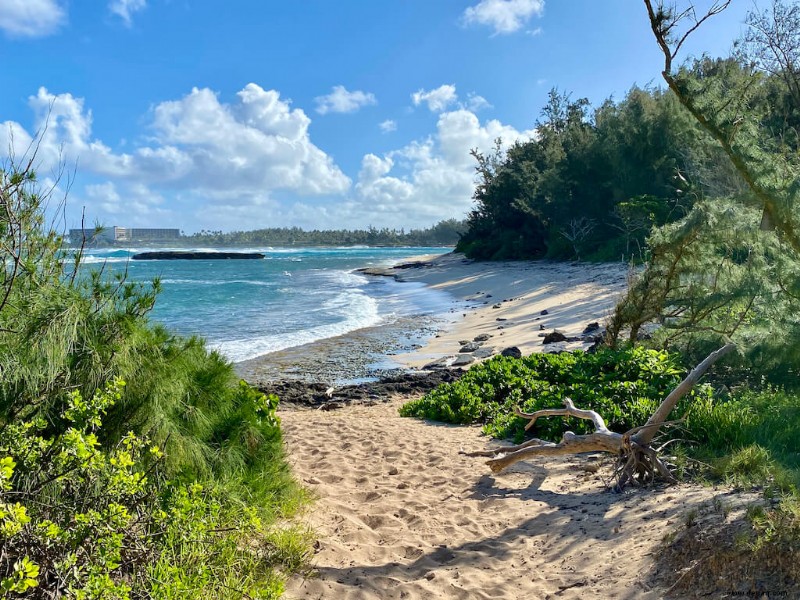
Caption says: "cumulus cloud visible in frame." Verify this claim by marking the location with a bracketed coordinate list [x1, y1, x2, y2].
[466, 92, 492, 112]
[412, 85, 492, 114]
[379, 119, 397, 133]
[84, 181, 170, 223]
[109, 0, 147, 26]
[0, 84, 535, 231]
[411, 84, 458, 113]
[314, 85, 377, 115]
[351, 108, 536, 226]
[463, 0, 545, 35]
[1, 84, 351, 228]
[0, 0, 65, 38]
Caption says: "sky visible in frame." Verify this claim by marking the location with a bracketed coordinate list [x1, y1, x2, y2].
[0, 0, 752, 233]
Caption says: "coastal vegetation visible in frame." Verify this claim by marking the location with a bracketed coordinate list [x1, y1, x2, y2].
[405, 0, 800, 591]
[0, 159, 309, 595]
[185, 219, 465, 247]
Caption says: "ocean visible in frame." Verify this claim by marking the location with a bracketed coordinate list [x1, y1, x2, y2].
[79, 247, 457, 368]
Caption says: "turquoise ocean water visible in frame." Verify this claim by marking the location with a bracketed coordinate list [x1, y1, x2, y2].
[80, 247, 456, 364]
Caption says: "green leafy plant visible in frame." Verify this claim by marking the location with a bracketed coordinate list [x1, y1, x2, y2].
[400, 347, 704, 442]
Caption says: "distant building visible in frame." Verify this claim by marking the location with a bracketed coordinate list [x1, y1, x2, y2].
[118, 228, 181, 242]
[68, 226, 181, 245]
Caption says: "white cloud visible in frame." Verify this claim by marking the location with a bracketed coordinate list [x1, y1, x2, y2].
[0, 85, 534, 231]
[463, 0, 545, 35]
[85, 181, 170, 223]
[379, 119, 397, 133]
[412, 85, 492, 114]
[351, 108, 536, 226]
[1, 84, 351, 228]
[314, 85, 377, 115]
[0, 0, 65, 38]
[411, 84, 458, 113]
[466, 92, 492, 112]
[109, 0, 147, 26]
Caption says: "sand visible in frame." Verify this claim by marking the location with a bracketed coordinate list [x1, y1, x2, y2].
[387, 253, 630, 369]
[280, 254, 735, 599]
[282, 396, 742, 599]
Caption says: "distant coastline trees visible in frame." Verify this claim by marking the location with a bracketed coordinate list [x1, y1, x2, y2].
[185, 218, 466, 247]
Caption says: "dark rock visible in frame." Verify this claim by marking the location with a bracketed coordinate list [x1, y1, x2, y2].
[458, 340, 470, 345]
[496, 318, 507, 322]
[543, 331, 568, 344]
[473, 333, 491, 342]
[582, 322, 601, 334]
[587, 337, 605, 354]
[500, 347, 522, 359]
[422, 358, 451, 370]
[392, 260, 431, 270]
[492, 304, 501, 309]
[539, 324, 545, 331]
[132, 251, 264, 260]
[357, 267, 397, 278]
[459, 342, 481, 353]
[473, 347, 495, 359]
[258, 370, 464, 408]
[451, 354, 475, 366]
[540, 309, 549, 315]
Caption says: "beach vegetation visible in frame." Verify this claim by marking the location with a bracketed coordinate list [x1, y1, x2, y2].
[401, 348, 706, 442]
[1, 151, 310, 595]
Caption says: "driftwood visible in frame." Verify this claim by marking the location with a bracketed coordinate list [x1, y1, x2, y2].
[465, 343, 736, 490]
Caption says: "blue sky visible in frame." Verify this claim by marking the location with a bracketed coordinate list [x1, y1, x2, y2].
[0, 0, 750, 233]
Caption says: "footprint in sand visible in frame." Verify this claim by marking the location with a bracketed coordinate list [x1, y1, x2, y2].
[319, 474, 344, 484]
[361, 514, 399, 530]
[354, 491, 382, 502]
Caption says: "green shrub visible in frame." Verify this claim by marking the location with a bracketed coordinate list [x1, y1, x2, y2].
[0, 141, 310, 595]
[0, 380, 308, 598]
[683, 387, 800, 491]
[400, 347, 708, 442]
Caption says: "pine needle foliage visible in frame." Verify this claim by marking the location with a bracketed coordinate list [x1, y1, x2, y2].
[0, 150, 309, 595]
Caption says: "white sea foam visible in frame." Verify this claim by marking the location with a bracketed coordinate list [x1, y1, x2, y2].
[160, 279, 275, 287]
[77, 256, 131, 264]
[212, 290, 381, 362]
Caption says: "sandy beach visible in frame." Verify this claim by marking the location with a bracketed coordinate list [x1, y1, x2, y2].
[282, 395, 747, 600]
[376, 252, 629, 368]
[275, 254, 749, 599]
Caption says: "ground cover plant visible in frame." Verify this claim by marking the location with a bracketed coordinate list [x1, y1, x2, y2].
[0, 153, 311, 595]
[400, 347, 710, 443]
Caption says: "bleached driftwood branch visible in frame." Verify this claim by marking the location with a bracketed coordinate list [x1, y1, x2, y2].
[465, 343, 736, 490]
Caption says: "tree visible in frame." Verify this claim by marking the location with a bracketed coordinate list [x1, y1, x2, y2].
[643, 0, 800, 252]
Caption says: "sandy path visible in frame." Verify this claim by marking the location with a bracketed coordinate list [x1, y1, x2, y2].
[282, 396, 733, 600]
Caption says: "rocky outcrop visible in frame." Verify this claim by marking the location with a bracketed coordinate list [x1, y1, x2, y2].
[543, 331, 568, 344]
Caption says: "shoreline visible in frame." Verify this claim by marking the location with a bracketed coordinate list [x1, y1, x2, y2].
[363, 253, 629, 370]
[236, 252, 629, 394]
